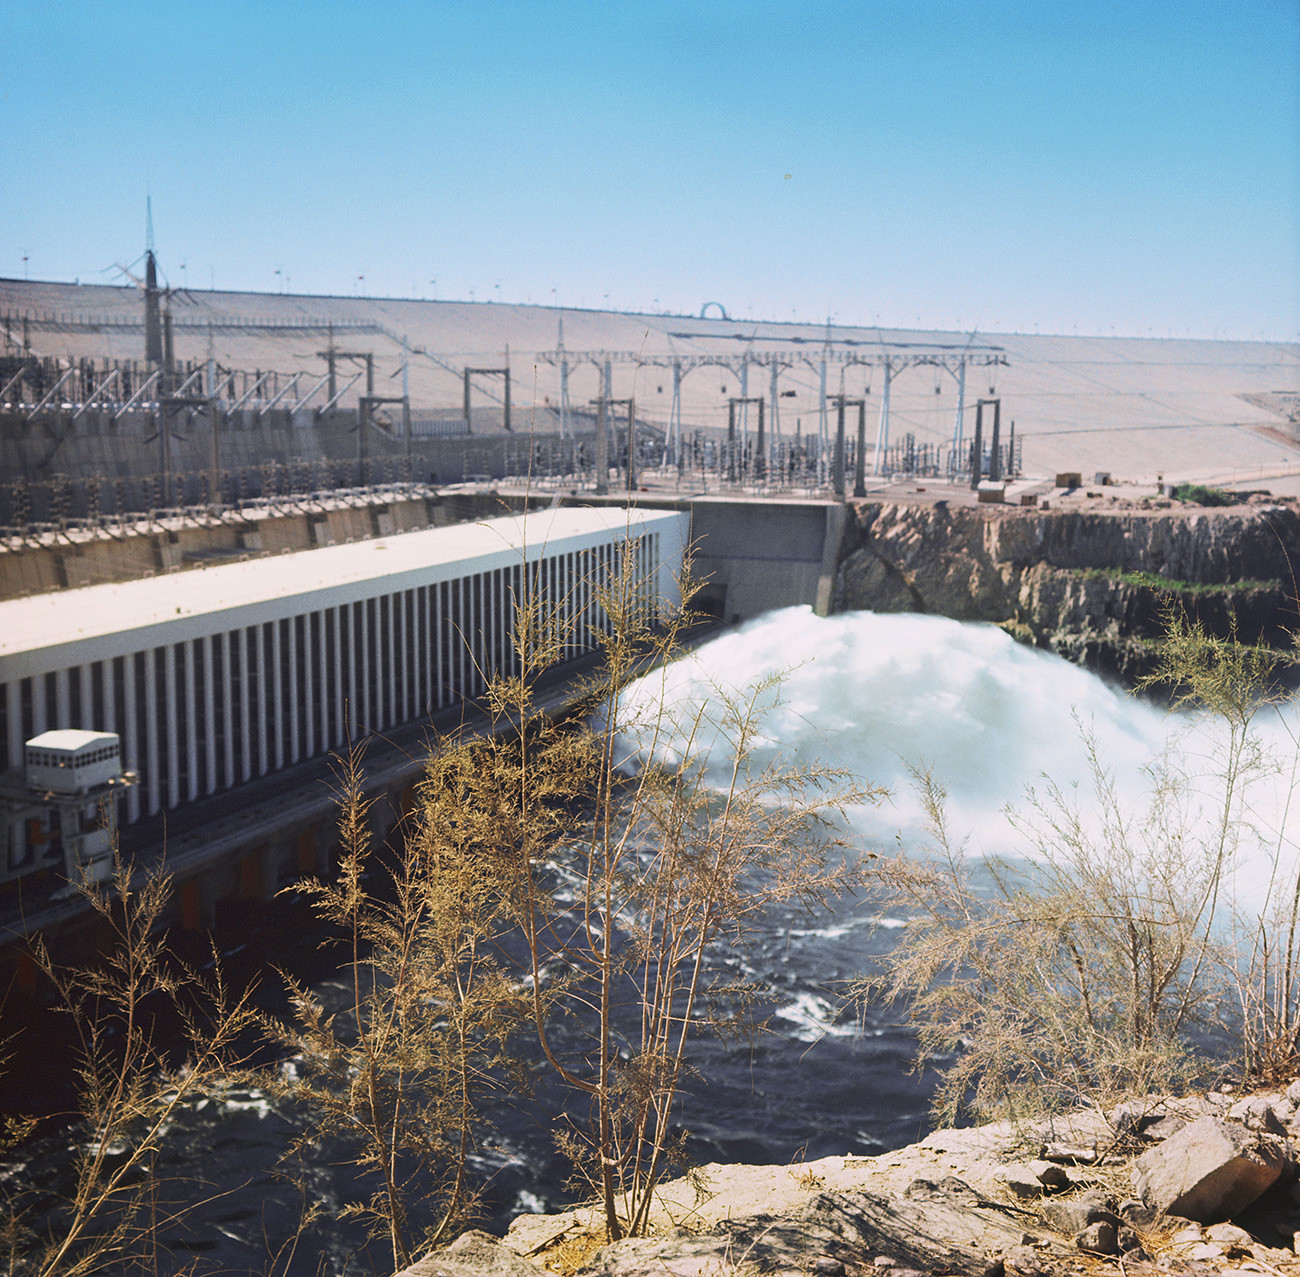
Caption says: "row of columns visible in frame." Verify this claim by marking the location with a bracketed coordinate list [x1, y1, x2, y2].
[3, 534, 661, 875]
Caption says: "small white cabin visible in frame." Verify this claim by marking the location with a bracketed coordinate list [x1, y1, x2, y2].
[25, 730, 123, 797]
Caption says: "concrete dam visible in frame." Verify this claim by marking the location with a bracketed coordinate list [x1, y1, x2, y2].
[2, 272, 1299, 974]
[3, 472, 1297, 972]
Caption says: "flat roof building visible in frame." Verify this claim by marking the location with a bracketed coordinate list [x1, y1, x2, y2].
[0, 506, 689, 877]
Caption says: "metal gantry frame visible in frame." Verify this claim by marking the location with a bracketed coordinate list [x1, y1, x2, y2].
[537, 338, 1007, 480]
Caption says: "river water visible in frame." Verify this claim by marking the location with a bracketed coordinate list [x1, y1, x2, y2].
[10, 607, 1299, 1274]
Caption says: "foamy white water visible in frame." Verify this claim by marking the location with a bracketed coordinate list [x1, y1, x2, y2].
[619, 607, 1300, 913]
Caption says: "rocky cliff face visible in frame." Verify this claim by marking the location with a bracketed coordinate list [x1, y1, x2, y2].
[834, 500, 1300, 684]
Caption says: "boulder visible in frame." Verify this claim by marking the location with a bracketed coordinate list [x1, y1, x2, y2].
[1203, 1221, 1254, 1248]
[1227, 1094, 1288, 1135]
[1039, 1190, 1119, 1237]
[397, 1231, 550, 1277]
[1133, 1116, 1290, 1222]
[1110, 1094, 1213, 1144]
[1074, 1221, 1118, 1255]
[1001, 1244, 1049, 1277]
[997, 1161, 1067, 1198]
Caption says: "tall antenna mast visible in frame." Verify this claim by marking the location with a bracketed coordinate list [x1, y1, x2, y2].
[144, 196, 163, 365]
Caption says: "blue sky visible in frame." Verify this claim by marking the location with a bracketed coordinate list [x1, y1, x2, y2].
[2, 0, 1297, 339]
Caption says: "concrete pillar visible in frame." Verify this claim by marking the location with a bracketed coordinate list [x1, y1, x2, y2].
[303, 614, 316, 759]
[55, 668, 70, 729]
[181, 640, 197, 801]
[163, 646, 179, 809]
[331, 606, 344, 744]
[272, 621, 285, 769]
[286, 616, 299, 762]
[455, 578, 466, 700]
[422, 586, 434, 710]
[101, 657, 115, 754]
[345, 603, 358, 736]
[240, 629, 254, 781]
[221, 632, 235, 789]
[359, 600, 371, 731]
[5, 682, 22, 778]
[32, 674, 46, 738]
[398, 592, 410, 724]
[433, 586, 444, 709]
[321, 609, 335, 749]
[297, 824, 323, 876]
[239, 843, 277, 901]
[123, 657, 140, 823]
[255, 625, 269, 775]
[383, 592, 395, 727]
[179, 875, 217, 931]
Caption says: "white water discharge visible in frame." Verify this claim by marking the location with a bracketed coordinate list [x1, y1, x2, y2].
[620, 606, 1300, 914]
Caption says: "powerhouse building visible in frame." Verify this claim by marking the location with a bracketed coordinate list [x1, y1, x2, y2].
[0, 506, 690, 879]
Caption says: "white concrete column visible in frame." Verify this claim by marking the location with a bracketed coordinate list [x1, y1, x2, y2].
[414, 587, 426, 714]
[272, 621, 285, 769]
[407, 589, 417, 720]
[495, 570, 506, 674]
[397, 592, 409, 723]
[203, 636, 217, 794]
[476, 574, 487, 691]
[80, 662, 94, 726]
[163, 645, 179, 808]
[31, 675, 46, 737]
[54, 668, 70, 729]
[454, 579, 465, 700]
[356, 605, 366, 733]
[8, 799, 25, 872]
[221, 632, 235, 789]
[433, 584, 444, 708]
[345, 603, 358, 739]
[479, 572, 488, 691]
[101, 659, 115, 747]
[304, 614, 316, 759]
[392, 591, 401, 725]
[360, 600, 371, 732]
[383, 592, 395, 727]
[239, 629, 253, 782]
[183, 640, 198, 801]
[331, 607, 344, 745]
[123, 657, 140, 822]
[255, 625, 269, 777]
[286, 617, 299, 763]
[565, 551, 574, 644]
[4, 681, 22, 779]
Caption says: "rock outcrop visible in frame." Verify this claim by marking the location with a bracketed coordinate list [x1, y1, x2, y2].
[834, 499, 1300, 684]
[399, 1084, 1300, 1277]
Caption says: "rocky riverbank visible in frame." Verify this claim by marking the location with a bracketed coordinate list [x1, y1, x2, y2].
[401, 1084, 1300, 1277]
[833, 497, 1300, 684]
